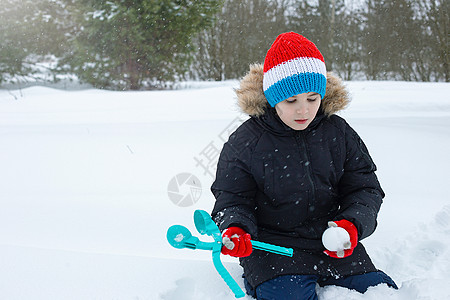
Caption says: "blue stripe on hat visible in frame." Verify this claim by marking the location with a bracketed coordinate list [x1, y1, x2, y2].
[264, 72, 327, 107]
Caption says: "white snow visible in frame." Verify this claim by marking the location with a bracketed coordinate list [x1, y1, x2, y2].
[174, 234, 184, 243]
[1, 80, 450, 299]
[223, 237, 236, 250]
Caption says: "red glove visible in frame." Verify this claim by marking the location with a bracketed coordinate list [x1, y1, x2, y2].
[221, 227, 252, 257]
[323, 220, 358, 258]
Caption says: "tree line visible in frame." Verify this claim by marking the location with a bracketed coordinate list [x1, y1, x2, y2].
[1, 0, 448, 90]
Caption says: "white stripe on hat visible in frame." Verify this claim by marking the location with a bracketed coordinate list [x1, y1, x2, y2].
[263, 57, 326, 91]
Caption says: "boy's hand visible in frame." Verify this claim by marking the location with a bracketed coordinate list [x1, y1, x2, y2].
[221, 227, 252, 257]
[323, 220, 358, 258]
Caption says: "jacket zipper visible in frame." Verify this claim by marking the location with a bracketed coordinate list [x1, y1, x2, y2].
[296, 132, 316, 215]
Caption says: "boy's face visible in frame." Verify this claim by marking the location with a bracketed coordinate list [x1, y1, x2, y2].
[275, 92, 321, 131]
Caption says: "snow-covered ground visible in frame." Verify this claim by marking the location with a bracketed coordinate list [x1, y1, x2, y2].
[0, 80, 449, 299]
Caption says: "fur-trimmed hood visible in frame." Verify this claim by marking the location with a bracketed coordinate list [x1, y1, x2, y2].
[236, 64, 349, 117]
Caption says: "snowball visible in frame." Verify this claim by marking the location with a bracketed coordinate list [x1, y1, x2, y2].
[322, 226, 350, 251]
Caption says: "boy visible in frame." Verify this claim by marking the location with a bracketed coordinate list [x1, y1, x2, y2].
[211, 32, 398, 299]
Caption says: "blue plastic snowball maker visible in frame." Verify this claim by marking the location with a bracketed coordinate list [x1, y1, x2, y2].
[166, 209, 294, 298]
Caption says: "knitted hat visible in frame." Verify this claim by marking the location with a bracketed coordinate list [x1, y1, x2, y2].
[263, 32, 327, 107]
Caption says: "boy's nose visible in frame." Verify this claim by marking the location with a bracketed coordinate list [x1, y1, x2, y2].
[296, 104, 308, 114]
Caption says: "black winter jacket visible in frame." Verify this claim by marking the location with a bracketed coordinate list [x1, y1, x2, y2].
[211, 65, 384, 288]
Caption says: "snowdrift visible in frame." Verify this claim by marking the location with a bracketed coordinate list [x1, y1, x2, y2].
[0, 80, 449, 299]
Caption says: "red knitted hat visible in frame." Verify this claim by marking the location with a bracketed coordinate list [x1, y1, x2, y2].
[263, 32, 327, 107]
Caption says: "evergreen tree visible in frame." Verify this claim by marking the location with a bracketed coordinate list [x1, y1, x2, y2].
[0, 0, 66, 84]
[387, 0, 423, 81]
[59, 0, 222, 90]
[332, 7, 364, 80]
[361, 0, 389, 79]
[361, 0, 426, 80]
[418, 0, 449, 81]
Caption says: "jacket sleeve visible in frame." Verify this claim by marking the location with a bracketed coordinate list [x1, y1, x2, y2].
[210, 126, 258, 237]
[336, 122, 384, 240]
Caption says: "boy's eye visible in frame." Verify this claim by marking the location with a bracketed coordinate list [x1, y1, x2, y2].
[286, 98, 296, 103]
[307, 97, 318, 102]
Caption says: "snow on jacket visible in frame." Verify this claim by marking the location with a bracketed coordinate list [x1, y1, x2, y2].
[211, 64, 384, 288]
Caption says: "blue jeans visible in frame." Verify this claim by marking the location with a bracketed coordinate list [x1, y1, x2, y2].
[244, 271, 398, 300]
